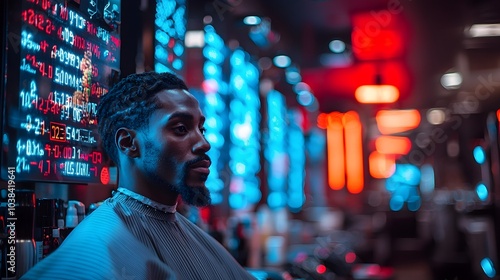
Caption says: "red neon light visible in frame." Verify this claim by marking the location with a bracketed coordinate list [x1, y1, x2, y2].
[302, 61, 411, 100]
[316, 264, 327, 274]
[351, 11, 408, 60]
[100, 167, 110, 185]
[345, 252, 356, 263]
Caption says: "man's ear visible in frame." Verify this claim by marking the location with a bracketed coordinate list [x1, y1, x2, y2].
[115, 127, 140, 158]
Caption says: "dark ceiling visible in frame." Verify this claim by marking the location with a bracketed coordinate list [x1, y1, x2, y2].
[191, 0, 500, 113]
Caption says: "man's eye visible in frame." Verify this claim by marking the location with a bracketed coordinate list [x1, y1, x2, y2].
[200, 127, 207, 134]
[174, 126, 188, 133]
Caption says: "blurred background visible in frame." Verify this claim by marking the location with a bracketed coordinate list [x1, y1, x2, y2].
[2, 0, 500, 279]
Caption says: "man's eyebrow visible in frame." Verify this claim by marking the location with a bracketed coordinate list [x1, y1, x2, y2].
[168, 112, 194, 121]
[167, 112, 206, 123]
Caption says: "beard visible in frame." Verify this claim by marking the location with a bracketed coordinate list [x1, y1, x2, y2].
[175, 161, 212, 207]
[143, 140, 212, 207]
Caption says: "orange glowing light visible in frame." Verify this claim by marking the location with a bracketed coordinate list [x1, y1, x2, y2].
[369, 151, 396, 179]
[497, 109, 500, 123]
[376, 109, 421, 134]
[355, 85, 399, 103]
[343, 111, 364, 194]
[317, 113, 329, 129]
[322, 111, 365, 193]
[327, 112, 345, 190]
[375, 136, 412, 155]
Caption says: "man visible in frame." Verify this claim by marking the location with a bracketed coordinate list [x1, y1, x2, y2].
[21, 72, 256, 279]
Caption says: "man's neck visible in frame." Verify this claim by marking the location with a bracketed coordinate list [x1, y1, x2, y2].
[116, 166, 178, 206]
[116, 187, 178, 213]
[116, 183, 178, 206]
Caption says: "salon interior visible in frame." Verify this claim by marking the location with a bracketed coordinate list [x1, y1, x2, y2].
[2, 0, 500, 279]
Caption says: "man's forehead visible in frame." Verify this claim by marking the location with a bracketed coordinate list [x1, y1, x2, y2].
[154, 88, 195, 103]
[151, 89, 204, 121]
[153, 89, 201, 109]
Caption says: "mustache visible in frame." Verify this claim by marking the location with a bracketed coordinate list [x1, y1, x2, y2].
[186, 154, 211, 167]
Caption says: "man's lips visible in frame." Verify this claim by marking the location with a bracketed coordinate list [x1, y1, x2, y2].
[189, 160, 211, 174]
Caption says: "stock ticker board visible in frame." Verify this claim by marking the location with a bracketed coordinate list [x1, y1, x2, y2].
[1, 0, 121, 184]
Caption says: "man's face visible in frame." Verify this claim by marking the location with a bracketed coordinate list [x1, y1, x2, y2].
[137, 89, 212, 206]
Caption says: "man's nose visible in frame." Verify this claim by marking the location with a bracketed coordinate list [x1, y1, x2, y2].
[192, 134, 211, 154]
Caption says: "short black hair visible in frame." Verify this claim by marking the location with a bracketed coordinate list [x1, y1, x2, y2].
[97, 72, 188, 164]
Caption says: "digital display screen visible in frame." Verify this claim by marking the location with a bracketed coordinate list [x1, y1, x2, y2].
[1, 0, 120, 184]
[154, 0, 186, 74]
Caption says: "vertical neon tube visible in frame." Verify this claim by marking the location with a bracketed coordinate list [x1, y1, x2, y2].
[343, 111, 364, 194]
[327, 112, 345, 190]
